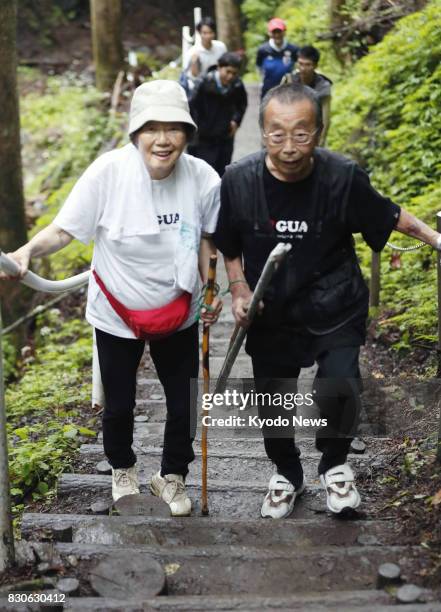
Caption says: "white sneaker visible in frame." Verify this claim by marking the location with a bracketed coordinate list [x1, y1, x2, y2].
[150, 471, 191, 516]
[112, 466, 140, 501]
[261, 474, 306, 519]
[320, 463, 361, 514]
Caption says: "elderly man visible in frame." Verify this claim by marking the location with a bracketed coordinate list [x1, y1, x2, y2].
[214, 83, 441, 518]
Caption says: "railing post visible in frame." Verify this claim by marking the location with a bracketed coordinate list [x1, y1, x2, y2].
[436, 212, 441, 462]
[0, 302, 15, 570]
[92, 330, 105, 409]
[194, 7, 202, 45]
[370, 250, 381, 308]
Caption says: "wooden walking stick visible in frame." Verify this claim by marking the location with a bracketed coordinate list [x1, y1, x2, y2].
[201, 254, 217, 516]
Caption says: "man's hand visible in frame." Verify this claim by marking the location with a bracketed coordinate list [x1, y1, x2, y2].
[232, 293, 253, 328]
[190, 53, 201, 77]
[0, 246, 31, 280]
[200, 296, 223, 326]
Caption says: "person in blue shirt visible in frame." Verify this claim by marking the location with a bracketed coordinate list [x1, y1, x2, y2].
[256, 18, 299, 99]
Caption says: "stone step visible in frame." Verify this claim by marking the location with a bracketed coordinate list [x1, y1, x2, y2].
[38, 596, 441, 612]
[50, 541, 428, 596]
[21, 513, 396, 548]
[83, 435, 389, 457]
[80, 440, 382, 465]
[56, 475, 365, 519]
[75, 447, 376, 483]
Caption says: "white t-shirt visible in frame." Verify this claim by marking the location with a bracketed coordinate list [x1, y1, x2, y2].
[186, 40, 227, 76]
[54, 145, 220, 339]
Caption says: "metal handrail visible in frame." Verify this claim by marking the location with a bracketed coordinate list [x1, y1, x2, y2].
[0, 250, 103, 405]
[0, 251, 89, 293]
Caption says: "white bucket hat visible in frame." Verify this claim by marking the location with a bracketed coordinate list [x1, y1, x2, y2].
[128, 80, 197, 135]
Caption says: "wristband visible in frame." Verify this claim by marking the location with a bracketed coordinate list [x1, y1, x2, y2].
[229, 280, 248, 290]
[436, 235, 441, 251]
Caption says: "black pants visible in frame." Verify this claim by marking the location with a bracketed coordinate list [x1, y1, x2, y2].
[187, 140, 234, 176]
[95, 323, 199, 477]
[252, 346, 361, 489]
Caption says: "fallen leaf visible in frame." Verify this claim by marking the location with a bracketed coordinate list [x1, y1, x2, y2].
[164, 563, 180, 576]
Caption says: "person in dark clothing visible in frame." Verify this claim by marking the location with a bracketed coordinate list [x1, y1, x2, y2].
[188, 52, 248, 176]
[282, 45, 332, 145]
[214, 83, 441, 519]
[256, 18, 299, 99]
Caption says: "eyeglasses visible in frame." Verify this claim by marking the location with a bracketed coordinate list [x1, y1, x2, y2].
[141, 126, 186, 141]
[263, 129, 318, 146]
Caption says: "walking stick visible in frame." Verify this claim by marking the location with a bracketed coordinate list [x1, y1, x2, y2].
[214, 242, 292, 395]
[201, 254, 217, 516]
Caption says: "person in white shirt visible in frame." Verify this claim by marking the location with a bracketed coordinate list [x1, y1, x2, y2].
[3, 80, 222, 515]
[187, 17, 227, 79]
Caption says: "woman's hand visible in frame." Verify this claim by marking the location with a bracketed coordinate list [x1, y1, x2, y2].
[0, 246, 32, 280]
[200, 296, 223, 326]
[0, 224, 73, 282]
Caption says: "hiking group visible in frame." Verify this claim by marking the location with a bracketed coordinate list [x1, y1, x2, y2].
[3, 15, 441, 521]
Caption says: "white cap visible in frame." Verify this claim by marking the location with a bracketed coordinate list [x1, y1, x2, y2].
[128, 80, 197, 135]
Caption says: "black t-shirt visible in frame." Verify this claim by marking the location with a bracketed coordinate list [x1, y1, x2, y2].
[214, 155, 401, 365]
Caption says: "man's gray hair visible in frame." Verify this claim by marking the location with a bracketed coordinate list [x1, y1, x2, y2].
[259, 83, 323, 132]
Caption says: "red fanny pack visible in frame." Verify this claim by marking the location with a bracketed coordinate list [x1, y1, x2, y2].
[93, 270, 191, 340]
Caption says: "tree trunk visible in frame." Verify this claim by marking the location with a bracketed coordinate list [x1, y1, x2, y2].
[214, 0, 243, 52]
[0, 306, 15, 571]
[90, 0, 124, 91]
[329, 0, 353, 65]
[0, 0, 27, 255]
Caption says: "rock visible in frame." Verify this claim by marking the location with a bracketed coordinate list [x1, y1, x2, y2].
[37, 562, 51, 574]
[15, 541, 36, 567]
[90, 552, 166, 598]
[32, 542, 62, 567]
[350, 438, 366, 454]
[377, 562, 401, 588]
[134, 415, 149, 423]
[396, 584, 423, 603]
[57, 577, 80, 596]
[67, 555, 79, 567]
[113, 493, 170, 517]
[90, 499, 112, 515]
[357, 534, 379, 546]
[96, 460, 112, 475]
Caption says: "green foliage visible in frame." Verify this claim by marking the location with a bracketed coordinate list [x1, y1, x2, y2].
[242, 0, 280, 72]
[2, 337, 18, 381]
[4, 70, 120, 515]
[277, 0, 342, 80]
[20, 72, 118, 198]
[6, 310, 95, 512]
[19, 71, 124, 277]
[328, 1, 441, 350]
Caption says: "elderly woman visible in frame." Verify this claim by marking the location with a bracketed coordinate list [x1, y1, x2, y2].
[4, 80, 222, 515]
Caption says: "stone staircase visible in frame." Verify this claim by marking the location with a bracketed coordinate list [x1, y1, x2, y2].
[13, 257, 440, 611]
[9, 85, 441, 610]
